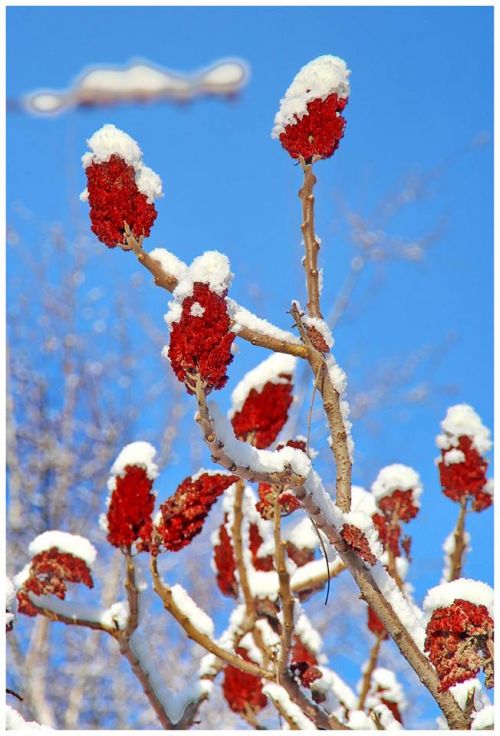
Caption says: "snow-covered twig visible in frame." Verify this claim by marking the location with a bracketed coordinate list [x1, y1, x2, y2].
[124, 230, 307, 358]
[150, 554, 273, 680]
[273, 499, 294, 680]
[231, 480, 255, 619]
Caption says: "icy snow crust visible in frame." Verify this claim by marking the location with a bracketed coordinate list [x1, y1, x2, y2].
[272, 55, 351, 139]
[371, 464, 423, 505]
[227, 298, 301, 345]
[230, 352, 297, 415]
[263, 683, 316, 729]
[81, 123, 163, 203]
[423, 579, 494, 617]
[436, 404, 492, 455]
[170, 584, 215, 637]
[28, 531, 97, 567]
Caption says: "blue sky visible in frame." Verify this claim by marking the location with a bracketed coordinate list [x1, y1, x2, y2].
[7, 5, 493, 727]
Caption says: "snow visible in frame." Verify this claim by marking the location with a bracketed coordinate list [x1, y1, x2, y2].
[164, 251, 233, 326]
[325, 355, 354, 460]
[471, 705, 494, 730]
[284, 516, 327, 550]
[101, 601, 130, 631]
[303, 315, 334, 349]
[350, 485, 377, 517]
[369, 668, 406, 709]
[170, 584, 215, 637]
[81, 123, 163, 203]
[379, 552, 409, 582]
[295, 609, 322, 654]
[227, 298, 301, 345]
[238, 632, 264, 666]
[254, 618, 281, 649]
[148, 248, 188, 282]
[28, 531, 97, 567]
[371, 565, 426, 649]
[6, 576, 17, 629]
[449, 678, 491, 711]
[290, 557, 343, 591]
[6, 705, 50, 730]
[347, 710, 376, 729]
[262, 683, 316, 729]
[371, 464, 423, 505]
[230, 352, 296, 415]
[436, 404, 492, 455]
[248, 570, 280, 601]
[442, 448, 465, 465]
[189, 302, 205, 317]
[423, 579, 494, 618]
[272, 55, 351, 139]
[441, 530, 471, 583]
[372, 704, 402, 731]
[209, 401, 312, 478]
[311, 667, 357, 713]
[108, 441, 158, 491]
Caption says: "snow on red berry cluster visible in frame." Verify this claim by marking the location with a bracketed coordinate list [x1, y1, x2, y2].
[436, 404, 493, 512]
[165, 251, 235, 394]
[370, 464, 422, 559]
[230, 352, 297, 449]
[272, 55, 350, 162]
[15, 531, 96, 617]
[423, 579, 494, 691]
[104, 441, 158, 551]
[81, 124, 162, 248]
[157, 470, 238, 552]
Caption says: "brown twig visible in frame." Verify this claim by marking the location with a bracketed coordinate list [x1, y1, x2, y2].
[193, 374, 306, 488]
[274, 499, 294, 680]
[448, 498, 468, 581]
[124, 551, 139, 637]
[357, 634, 384, 710]
[232, 480, 255, 619]
[291, 302, 352, 513]
[299, 157, 323, 318]
[293, 484, 471, 730]
[150, 554, 274, 680]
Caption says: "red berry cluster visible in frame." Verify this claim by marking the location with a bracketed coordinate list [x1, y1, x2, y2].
[17, 549, 94, 617]
[168, 283, 235, 394]
[377, 693, 403, 725]
[157, 473, 238, 552]
[279, 93, 348, 163]
[305, 325, 330, 353]
[438, 436, 491, 512]
[222, 647, 267, 715]
[290, 637, 322, 689]
[85, 155, 157, 248]
[340, 524, 377, 566]
[372, 490, 419, 559]
[106, 465, 155, 551]
[213, 514, 239, 598]
[231, 377, 294, 449]
[424, 599, 494, 690]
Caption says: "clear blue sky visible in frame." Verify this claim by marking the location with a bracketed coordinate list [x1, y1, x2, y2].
[7, 5, 493, 727]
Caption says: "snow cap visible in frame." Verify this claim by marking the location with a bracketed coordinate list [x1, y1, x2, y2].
[423, 578, 494, 618]
[272, 55, 350, 139]
[436, 404, 492, 455]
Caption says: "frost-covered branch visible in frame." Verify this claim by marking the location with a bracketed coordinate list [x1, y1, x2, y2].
[293, 481, 471, 729]
[150, 554, 274, 680]
[273, 500, 294, 680]
[193, 375, 308, 488]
